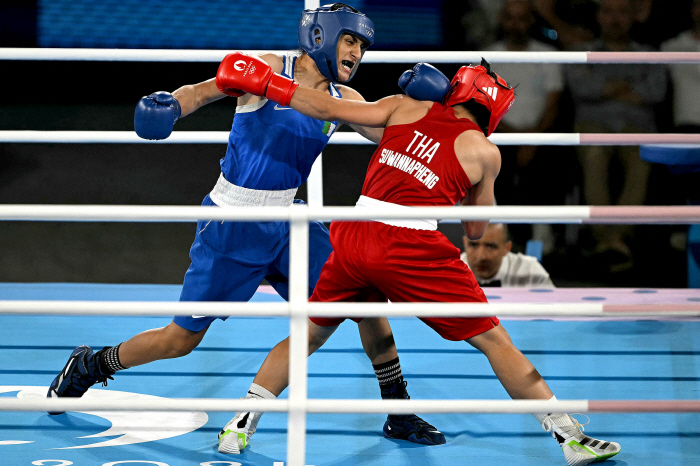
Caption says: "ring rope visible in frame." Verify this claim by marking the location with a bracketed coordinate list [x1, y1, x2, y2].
[6, 45, 699, 466]
[2, 398, 699, 414]
[1, 300, 698, 318]
[2, 130, 700, 146]
[0, 204, 698, 224]
[2, 48, 700, 64]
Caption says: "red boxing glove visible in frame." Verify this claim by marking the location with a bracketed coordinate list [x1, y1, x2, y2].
[215, 52, 298, 106]
[265, 73, 299, 107]
[216, 52, 271, 97]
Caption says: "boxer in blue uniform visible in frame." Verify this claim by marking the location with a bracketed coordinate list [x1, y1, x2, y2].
[46, 3, 446, 454]
[174, 50, 345, 332]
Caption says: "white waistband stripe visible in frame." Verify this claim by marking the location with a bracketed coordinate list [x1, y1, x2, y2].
[355, 196, 438, 230]
[209, 174, 298, 207]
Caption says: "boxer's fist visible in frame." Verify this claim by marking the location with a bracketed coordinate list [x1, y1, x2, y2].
[216, 52, 272, 97]
[398, 63, 451, 103]
[134, 91, 181, 140]
[216, 52, 299, 106]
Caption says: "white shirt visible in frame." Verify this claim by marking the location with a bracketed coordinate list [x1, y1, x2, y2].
[461, 251, 555, 288]
[485, 40, 564, 129]
[661, 31, 700, 126]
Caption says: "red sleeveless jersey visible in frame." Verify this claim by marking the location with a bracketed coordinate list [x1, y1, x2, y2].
[361, 102, 479, 206]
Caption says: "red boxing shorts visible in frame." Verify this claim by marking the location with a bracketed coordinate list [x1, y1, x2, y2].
[309, 220, 499, 341]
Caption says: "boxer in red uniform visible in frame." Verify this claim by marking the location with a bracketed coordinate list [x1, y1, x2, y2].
[217, 52, 621, 466]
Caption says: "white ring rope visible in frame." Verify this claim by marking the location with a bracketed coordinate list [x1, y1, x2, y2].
[2, 130, 700, 146]
[3, 48, 700, 64]
[1, 300, 698, 318]
[0, 204, 698, 224]
[5, 44, 699, 466]
[2, 398, 699, 414]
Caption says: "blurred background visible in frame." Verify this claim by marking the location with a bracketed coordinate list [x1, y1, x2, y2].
[1, 0, 698, 287]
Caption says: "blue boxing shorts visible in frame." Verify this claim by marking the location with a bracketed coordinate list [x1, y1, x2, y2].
[174, 196, 332, 332]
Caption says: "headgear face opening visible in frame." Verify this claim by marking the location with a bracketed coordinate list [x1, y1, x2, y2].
[298, 3, 375, 83]
[443, 59, 514, 136]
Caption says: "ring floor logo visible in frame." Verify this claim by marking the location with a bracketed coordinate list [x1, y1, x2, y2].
[0, 386, 297, 466]
[0, 386, 208, 449]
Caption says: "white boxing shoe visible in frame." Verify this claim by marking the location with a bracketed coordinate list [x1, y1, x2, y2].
[541, 414, 621, 465]
[218, 411, 259, 454]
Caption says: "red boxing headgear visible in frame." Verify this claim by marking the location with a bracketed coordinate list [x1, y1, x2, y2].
[443, 59, 514, 136]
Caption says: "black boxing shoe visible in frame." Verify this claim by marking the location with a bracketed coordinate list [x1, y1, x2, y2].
[46, 345, 113, 415]
[380, 380, 446, 445]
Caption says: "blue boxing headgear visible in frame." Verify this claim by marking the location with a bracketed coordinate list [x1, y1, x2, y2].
[298, 3, 375, 83]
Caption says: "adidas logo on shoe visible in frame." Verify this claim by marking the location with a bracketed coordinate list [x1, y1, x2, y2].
[542, 414, 621, 466]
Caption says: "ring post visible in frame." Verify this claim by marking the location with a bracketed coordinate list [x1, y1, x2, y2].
[287, 203, 310, 466]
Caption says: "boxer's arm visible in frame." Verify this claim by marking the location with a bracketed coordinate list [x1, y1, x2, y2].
[149, 55, 281, 121]
[134, 79, 225, 140]
[290, 88, 403, 129]
[335, 85, 385, 144]
[214, 52, 399, 128]
[172, 79, 226, 118]
[176, 54, 283, 117]
[457, 136, 501, 240]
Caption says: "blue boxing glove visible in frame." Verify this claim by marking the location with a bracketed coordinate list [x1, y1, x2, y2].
[134, 91, 182, 140]
[398, 63, 451, 103]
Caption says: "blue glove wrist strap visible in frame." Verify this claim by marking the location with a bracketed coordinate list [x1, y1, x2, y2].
[172, 97, 182, 123]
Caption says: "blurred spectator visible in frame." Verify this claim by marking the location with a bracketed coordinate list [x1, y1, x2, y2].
[489, 0, 563, 138]
[661, 0, 700, 133]
[459, 0, 508, 49]
[630, 0, 695, 48]
[533, 0, 598, 49]
[565, 0, 667, 271]
[462, 223, 555, 287]
[531, 0, 691, 50]
[487, 0, 564, 253]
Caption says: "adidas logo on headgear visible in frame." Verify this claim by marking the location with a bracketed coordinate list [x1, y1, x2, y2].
[482, 86, 498, 100]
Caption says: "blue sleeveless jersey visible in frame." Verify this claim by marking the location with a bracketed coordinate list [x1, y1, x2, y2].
[221, 52, 341, 190]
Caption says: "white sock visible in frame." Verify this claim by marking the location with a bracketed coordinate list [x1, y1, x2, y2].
[236, 383, 277, 432]
[223, 383, 277, 439]
[533, 395, 560, 424]
[248, 383, 277, 400]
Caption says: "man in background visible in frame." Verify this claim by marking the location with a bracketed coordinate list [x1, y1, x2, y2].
[462, 223, 554, 287]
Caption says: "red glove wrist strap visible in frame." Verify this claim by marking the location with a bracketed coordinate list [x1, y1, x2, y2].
[265, 73, 299, 107]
